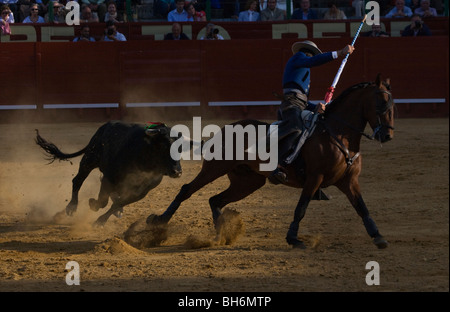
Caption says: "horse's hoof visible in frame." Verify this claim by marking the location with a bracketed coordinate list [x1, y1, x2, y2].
[113, 210, 123, 219]
[286, 237, 306, 249]
[65, 204, 77, 216]
[373, 235, 389, 249]
[93, 219, 105, 228]
[89, 198, 100, 212]
[52, 210, 67, 223]
[93, 215, 109, 228]
[146, 214, 163, 225]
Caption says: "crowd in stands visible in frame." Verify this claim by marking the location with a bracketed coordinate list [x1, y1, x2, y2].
[0, 0, 445, 24]
[154, 0, 445, 20]
[0, 0, 445, 38]
[0, 0, 130, 24]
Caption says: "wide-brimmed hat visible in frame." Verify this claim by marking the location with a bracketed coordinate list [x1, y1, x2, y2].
[291, 40, 322, 56]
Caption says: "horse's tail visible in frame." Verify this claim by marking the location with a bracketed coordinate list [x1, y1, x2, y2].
[35, 129, 87, 164]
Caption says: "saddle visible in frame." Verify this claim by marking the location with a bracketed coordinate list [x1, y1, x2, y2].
[269, 110, 320, 166]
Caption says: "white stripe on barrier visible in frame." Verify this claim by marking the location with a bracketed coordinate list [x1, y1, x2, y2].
[1, 99, 446, 109]
[0, 105, 37, 110]
[393, 98, 446, 104]
[126, 102, 201, 107]
[210, 99, 447, 106]
[43, 103, 119, 109]
[209, 101, 280, 106]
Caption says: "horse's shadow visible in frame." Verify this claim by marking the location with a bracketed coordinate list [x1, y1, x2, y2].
[0, 240, 98, 254]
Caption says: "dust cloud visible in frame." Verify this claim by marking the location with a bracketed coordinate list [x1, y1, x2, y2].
[122, 208, 245, 250]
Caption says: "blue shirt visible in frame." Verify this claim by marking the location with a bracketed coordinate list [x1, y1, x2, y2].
[238, 10, 260, 21]
[22, 16, 45, 23]
[73, 36, 96, 42]
[167, 9, 190, 22]
[291, 8, 318, 20]
[283, 51, 334, 96]
[103, 32, 127, 41]
[384, 6, 413, 18]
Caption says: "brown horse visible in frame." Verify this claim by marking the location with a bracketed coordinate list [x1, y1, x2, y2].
[148, 74, 395, 249]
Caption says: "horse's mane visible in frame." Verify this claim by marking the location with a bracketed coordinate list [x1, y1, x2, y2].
[324, 82, 373, 116]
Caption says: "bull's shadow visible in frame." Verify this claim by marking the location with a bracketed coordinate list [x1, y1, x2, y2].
[35, 121, 185, 227]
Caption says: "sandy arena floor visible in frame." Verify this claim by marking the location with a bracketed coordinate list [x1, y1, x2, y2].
[0, 118, 448, 292]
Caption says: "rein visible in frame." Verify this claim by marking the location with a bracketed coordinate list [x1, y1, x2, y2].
[318, 85, 394, 168]
[325, 114, 377, 140]
[318, 118, 361, 168]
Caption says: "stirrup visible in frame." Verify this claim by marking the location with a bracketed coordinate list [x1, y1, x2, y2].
[269, 167, 288, 184]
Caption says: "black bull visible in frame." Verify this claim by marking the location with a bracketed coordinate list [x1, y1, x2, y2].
[35, 121, 185, 226]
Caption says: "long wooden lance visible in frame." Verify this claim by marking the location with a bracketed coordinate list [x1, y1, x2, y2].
[323, 14, 367, 105]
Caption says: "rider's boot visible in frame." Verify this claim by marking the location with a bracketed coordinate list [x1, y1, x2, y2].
[269, 162, 288, 184]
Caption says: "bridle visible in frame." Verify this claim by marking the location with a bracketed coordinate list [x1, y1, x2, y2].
[371, 88, 395, 140]
[324, 84, 395, 141]
[319, 83, 395, 168]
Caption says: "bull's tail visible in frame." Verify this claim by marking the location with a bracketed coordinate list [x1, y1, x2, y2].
[35, 129, 87, 164]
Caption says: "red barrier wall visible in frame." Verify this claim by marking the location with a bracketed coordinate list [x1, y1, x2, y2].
[1, 36, 448, 122]
[2, 18, 449, 42]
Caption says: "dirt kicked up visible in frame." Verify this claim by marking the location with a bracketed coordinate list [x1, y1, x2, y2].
[0, 119, 448, 292]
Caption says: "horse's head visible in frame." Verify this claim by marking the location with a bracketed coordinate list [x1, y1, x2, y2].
[365, 74, 395, 143]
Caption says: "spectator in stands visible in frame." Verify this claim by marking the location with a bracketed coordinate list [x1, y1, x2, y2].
[73, 24, 96, 41]
[401, 14, 432, 36]
[102, 20, 127, 41]
[323, 0, 347, 20]
[385, 0, 413, 18]
[362, 23, 390, 37]
[155, 0, 175, 19]
[1, 4, 13, 35]
[200, 22, 224, 39]
[186, 1, 206, 21]
[238, 0, 260, 21]
[260, 0, 285, 21]
[410, 0, 421, 12]
[37, 0, 52, 18]
[0, 1, 18, 23]
[291, 0, 318, 20]
[104, 1, 123, 22]
[276, 0, 293, 15]
[414, 0, 437, 17]
[45, 1, 67, 23]
[351, 0, 364, 18]
[22, 3, 45, 22]
[80, 4, 100, 22]
[164, 22, 190, 39]
[167, 0, 189, 21]
[81, 0, 106, 22]
[258, 0, 265, 12]
[16, 0, 30, 23]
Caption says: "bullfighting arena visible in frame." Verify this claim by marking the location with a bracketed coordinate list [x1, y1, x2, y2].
[0, 118, 448, 292]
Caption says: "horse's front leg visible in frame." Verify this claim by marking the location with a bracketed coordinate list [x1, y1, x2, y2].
[286, 177, 323, 249]
[336, 181, 388, 249]
[286, 193, 312, 249]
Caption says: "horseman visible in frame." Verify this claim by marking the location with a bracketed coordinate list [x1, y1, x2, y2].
[270, 40, 355, 184]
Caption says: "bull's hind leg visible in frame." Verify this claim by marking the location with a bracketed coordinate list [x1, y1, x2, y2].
[66, 154, 98, 216]
[335, 180, 388, 249]
[209, 166, 266, 227]
[94, 202, 123, 227]
[89, 177, 113, 212]
[147, 160, 232, 225]
[94, 178, 163, 226]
